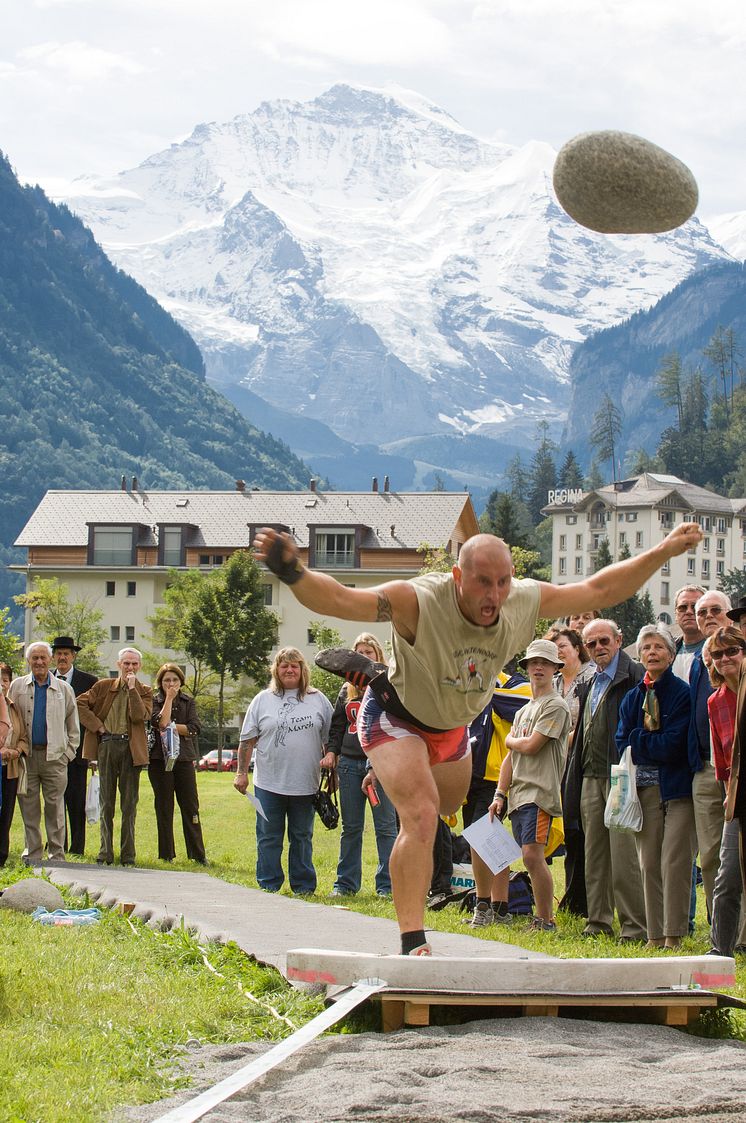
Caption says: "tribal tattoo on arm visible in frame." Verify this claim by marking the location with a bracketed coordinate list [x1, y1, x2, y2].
[376, 591, 393, 621]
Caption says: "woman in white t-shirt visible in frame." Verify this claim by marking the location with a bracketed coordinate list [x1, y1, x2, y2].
[236, 647, 335, 894]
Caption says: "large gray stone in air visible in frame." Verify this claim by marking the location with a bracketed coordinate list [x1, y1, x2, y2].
[553, 130, 698, 234]
[0, 877, 65, 913]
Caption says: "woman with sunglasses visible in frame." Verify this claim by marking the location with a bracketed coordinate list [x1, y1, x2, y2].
[706, 627, 746, 957]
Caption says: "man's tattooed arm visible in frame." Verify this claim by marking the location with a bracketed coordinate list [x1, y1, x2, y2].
[376, 591, 393, 621]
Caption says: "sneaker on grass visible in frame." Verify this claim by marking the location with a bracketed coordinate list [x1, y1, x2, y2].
[527, 916, 557, 932]
[468, 902, 494, 927]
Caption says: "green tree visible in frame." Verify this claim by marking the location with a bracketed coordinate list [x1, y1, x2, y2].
[719, 568, 746, 604]
[145, 569, 217, 699]
[480, 490, 529, 546]
[656, 352, 685, 428]
[417, 542, 454, 574]
[557, 450, 584, 490]
[506, 453, 530, 501]
[13, 577, 106, 675]
[181, 551, 278, 752]
[511, 546, 550, 581]
[0, 607, 22, 670]
[704, 325, 741, 416]
[307, 620, 345, 703]
[590, 394, 623, 482]
[601, 544, 656, 639]
[527, 423, 558, 525]
[625, 447, 661, 476]
[593, 537, 613, 573]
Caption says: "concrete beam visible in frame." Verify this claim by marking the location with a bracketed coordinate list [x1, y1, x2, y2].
[286, 948, 735, 993]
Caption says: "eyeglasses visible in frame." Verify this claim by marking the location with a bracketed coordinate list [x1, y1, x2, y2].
[675, 603, 698, 613]
[584, 637, 613, 649]
[696, 605, 725, 618]
[710, 646, 745, 662]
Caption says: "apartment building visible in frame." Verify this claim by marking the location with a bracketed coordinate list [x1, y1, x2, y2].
[543, 473, 746, 623]
[12, 478, 478, 673]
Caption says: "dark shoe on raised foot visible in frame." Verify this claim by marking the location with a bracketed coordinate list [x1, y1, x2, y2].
[315, 648, 385, 690]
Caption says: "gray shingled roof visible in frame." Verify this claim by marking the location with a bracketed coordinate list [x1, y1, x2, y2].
[15, 489, 477, 551]
[544, 474, 743, 516]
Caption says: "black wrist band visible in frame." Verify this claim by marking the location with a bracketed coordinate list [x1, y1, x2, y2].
[265, 537, 305, 585]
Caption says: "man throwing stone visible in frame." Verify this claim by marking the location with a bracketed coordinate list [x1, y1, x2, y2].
[254, 525, 702, 955]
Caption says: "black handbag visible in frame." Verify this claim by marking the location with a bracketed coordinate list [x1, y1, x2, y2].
[313, 768, 339, 830]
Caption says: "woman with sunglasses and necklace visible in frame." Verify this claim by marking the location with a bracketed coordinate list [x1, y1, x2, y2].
[706, 627, 746, 957]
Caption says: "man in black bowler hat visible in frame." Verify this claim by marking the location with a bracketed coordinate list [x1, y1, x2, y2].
[52, 637, 97, 855]
[726, 596, 746, 640]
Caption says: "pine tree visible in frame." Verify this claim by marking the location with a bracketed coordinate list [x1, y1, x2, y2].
[557, 450, 584, 490]
[656, 352, 685, 428]
[590, 394, 623, 482]
[527, 423, 558, 525]
[481, 490, 529, 546]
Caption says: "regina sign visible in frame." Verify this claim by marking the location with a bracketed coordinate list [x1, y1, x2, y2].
[547, 488, 584, 505]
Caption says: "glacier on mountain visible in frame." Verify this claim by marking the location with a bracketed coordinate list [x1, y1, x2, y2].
[63, 83, 731, 477]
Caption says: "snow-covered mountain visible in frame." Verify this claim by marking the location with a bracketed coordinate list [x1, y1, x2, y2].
[708, 212, 746, 263]
[64, 84, 731, 485]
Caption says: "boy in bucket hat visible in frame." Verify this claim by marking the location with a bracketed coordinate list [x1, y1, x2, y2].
[490, 639, 571, 931]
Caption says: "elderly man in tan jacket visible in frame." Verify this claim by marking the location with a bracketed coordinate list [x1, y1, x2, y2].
[78, 647, 152, 866]
[8, 641, 79, 864]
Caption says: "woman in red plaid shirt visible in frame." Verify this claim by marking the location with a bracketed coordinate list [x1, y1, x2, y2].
[705, 626, 746, 958]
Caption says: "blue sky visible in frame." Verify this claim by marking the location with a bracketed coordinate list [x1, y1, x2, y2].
[2, 0, 744, 217]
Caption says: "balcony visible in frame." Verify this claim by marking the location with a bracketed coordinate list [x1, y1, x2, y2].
[316, 550, 356, 569]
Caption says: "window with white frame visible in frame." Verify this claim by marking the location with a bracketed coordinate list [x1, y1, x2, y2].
[559, 534, 567, 551]
[559, 557, 567, 575]
[717, 560, 725, 576]
[575, 556, 583, 575]
[92, 526, 133, 566]
[575, 534, 583, 550]
[635, 531, 643, 548]
[702, 559, 710, 578]
[315, 529, 355, 568]
[687, 558, 695, 576]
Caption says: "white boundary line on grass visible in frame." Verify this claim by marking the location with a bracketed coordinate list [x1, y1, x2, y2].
[152, 979, 387, 1123]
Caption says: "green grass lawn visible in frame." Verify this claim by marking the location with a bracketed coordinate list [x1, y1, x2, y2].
[2, 771, 745, 1120]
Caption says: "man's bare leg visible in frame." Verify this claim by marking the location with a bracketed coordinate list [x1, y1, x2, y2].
[367, 738, 471, 937]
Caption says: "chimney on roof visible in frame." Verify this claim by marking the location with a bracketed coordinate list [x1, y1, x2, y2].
[372, 477, 378, 493]
[310, 478, 317, 492]
[383, 475, 390, 493]
[120, 475, 127, 491]
[236, 479, 246, 492]
[390, 524, 395, 538]
[132, 476, 138, 491]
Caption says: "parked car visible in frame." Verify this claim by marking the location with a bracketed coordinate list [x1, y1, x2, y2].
[197, 749, 238, 772]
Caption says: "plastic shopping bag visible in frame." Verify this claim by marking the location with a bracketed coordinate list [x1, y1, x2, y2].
[604, 746, 643, 833]
[162, 722, 180, 772]
[85, 773, 100, 824]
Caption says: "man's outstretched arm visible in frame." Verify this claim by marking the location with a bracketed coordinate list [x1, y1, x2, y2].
[538, 521, 703, 619]
[253, 527, 419, 633]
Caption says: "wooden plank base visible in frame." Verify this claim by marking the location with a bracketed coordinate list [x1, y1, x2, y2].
[377, 989, 720, 1032]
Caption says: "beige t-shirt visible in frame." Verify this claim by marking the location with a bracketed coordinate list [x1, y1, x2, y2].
[389, 573, 541, 729]
[508, 692, 570, 818]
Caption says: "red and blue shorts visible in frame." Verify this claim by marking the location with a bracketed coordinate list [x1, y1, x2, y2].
[358, 688, 470, 766]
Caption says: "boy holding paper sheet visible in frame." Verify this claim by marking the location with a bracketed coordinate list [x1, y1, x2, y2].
[490, 639, 570, 932]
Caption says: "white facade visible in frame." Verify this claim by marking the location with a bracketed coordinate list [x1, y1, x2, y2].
[544, 473, 746, 624]
[13, 486, 478, 677]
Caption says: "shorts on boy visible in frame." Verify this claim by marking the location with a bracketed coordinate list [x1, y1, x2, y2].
[511, 802, 553, 848]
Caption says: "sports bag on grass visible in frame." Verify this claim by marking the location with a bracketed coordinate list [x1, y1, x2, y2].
[313, 768, 339, 830]
[604, 746, 643, 833]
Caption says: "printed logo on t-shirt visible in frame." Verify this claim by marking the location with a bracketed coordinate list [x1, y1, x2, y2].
[440, 648, 495, 695]
[344, 699, 360, 735]
[274, 696, 317, 747]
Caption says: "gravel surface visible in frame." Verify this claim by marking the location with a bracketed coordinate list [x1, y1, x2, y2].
[115, 1017, 746, 1123]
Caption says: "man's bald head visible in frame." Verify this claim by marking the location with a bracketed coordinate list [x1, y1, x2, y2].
[453, 534, 515, 628]
[458, 534, 512, 573]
